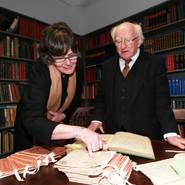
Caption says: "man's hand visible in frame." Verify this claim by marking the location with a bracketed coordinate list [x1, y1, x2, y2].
[48, 111, 66, 122]
[167, 136, 185, 149]
[88, 121, 104, 133]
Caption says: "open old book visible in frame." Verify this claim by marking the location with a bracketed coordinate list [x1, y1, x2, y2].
[103, 132, 155, 160]
[68, 132, 155, 160]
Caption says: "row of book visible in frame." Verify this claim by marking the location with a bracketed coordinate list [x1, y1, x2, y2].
[171, 100, 185, 109]
[178, 124, 185, 138]
[0, 129, 13, 154]
[168, 78, 185, 95]
[86, 30, 112, 50]
[86, 84, 99, 99]
[75, 36, 81, 51]
[0, 107, 17, 127]
[0, 13, 16, 32]
[86, 66, 102, 82]
[0, 60, 28, 80]
[35, 21, 48, 40]
[165, 53, 185, 71]
[0, 82, 27, 102]
[141, 0, 185, 32]
[0, 36, 35, 60]
[19, 17, 34, 38]
[85, 50, 105, 66]
[143, 29, 185, 52]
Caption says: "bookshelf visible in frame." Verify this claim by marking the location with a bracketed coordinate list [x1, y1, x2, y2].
[82, 0, 185, 136]
[82, 20, 121, 106]
[0, 7, 50, 157]
[82, 0, 185, 107]
[0, 7, 82, 157]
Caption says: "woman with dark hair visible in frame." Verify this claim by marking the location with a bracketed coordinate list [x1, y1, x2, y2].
[14, 22, 105, 157]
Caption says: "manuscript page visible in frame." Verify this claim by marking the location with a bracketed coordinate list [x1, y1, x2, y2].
[107, 132, 155, 159]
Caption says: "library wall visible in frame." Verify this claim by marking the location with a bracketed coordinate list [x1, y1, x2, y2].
[1, 0, 167, 35]
[82, 0, 167, 34]
[0, 0, 84, 35]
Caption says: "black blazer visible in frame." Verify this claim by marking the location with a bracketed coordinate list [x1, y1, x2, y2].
[92, 49, 178, 140]
[14, 57, 84, 152]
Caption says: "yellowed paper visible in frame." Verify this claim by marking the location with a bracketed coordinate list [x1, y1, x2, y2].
[55, 149, 115, 168]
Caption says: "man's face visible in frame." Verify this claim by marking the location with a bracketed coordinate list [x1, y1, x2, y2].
[114, 23, 142, 60]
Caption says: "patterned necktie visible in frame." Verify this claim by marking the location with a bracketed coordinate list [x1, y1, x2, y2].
[122, 59, 132, 78]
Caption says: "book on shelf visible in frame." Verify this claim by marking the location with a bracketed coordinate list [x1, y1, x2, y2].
[6, 16, 19, 33]
[19, 17, 34, 38]
[168, 77, 185, 96]
[0, 60, 28, 80]
[171, 100, 185, 109]
[144, 29, 185, 53]
[0, 14, 14, 31]
[0, 36, 34, 59]
[141, 1, 185, 32]
[86, 29, 112, 50]
[0, 129, 14, 154]
[178, 124, 185, 138]
[0, 82, 27, 102]
[36, 21, 48, 40]
[0, 106, 17, 127]
[165, 52, 185, 71]
[86, 67, 102, 82]
[86, 84, 99, 99]
[75, 36, 81, 51]
[85, 50, 105, 66]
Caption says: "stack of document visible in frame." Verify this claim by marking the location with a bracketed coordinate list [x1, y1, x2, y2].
[0, 145, 66, 181]
[54, 148, 134, 185]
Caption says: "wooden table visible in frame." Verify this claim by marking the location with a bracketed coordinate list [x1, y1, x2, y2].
[1, 140, 184, 185]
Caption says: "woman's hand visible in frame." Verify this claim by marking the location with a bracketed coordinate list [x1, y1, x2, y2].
[79, 127, 107, 158]
[48, 111, 66, 122]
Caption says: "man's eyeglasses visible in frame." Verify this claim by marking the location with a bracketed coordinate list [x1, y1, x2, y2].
[48, 52, 78, 63]
[115, 36, 139, 46]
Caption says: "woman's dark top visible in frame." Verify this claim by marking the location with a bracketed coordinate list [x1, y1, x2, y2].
[14, 57, 84, 152]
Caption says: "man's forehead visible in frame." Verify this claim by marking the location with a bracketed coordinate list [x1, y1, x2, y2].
[115, 24, 135, 37]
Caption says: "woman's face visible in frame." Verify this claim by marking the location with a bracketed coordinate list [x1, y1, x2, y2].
[52, 49, 78, 75]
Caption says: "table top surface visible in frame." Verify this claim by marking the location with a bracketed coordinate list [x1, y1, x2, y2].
[1, 140, 184, 185]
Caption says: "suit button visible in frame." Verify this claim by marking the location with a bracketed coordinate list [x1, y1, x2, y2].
[122, 96, 124, 99]
[122, 89, 124, 92]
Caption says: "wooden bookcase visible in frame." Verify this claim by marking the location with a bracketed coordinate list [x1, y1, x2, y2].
[0, 6, 82, 157]
[82, 0, 185, 134]
[0, 7, 50, 157]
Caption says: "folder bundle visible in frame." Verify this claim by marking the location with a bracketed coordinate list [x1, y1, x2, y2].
[54, 149, 135, 185]
[0, 145, 66, 181]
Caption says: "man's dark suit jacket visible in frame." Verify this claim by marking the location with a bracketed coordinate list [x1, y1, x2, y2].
[14, 58, 84, 152]
[92, 49, 178, 140]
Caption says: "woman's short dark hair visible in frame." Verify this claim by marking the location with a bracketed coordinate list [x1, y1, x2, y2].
[38, 22, 78, 65]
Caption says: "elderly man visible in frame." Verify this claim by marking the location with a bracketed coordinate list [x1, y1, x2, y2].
[88, 22, 185, 149]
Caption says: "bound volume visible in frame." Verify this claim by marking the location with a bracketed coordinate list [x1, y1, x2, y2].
[103, 132, 155, 160]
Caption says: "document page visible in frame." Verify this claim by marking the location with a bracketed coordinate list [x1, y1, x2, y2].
[137, 158, 185, 185]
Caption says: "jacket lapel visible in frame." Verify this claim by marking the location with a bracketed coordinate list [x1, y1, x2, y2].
[131, 50, 149, 105]
[108, 55, 119, 108]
